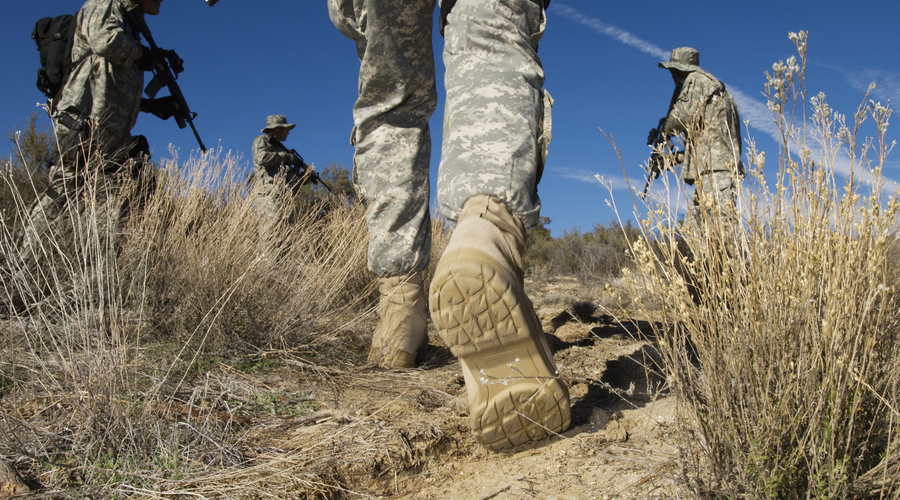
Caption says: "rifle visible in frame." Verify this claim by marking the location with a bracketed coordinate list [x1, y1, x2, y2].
[286, 148, 332, 192]
[129, 12, 206, 152]
[643, 117, 676, 197]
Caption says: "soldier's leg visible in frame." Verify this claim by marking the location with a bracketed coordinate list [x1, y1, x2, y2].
[329, 0, 436, 369]
[430, 0, 570, 450]
[438, 0, 551, 230]
[252, 178, 283, 253]
[18, 116, 88, 265]
[81, 128, 151, 251]
[12, 116, 89, 306]
[328, 0, 436, 277]
[683, 170, 739, 235]
[679, 170, 741, 303]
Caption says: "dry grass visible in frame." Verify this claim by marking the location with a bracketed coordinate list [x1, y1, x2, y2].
[618, 32, 900, 498]
[0, 140, 455, 496]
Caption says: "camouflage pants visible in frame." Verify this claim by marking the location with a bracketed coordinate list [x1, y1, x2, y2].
[15, 117, 151, 296]
[683, 170, 741, 234]
[25, 115, 149, 239]
[328, 0, 549, 277]
[251, 173, 298, 250]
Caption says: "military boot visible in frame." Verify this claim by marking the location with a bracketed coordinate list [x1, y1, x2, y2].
[429, 195, 570, 450]
[368, 272, 429, 369]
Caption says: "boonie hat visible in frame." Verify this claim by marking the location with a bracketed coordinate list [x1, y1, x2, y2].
[659, 47, 700, 72]
[262, 115, 296, 133]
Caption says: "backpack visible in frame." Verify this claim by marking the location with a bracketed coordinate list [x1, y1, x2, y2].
[31, 13, 78, 111]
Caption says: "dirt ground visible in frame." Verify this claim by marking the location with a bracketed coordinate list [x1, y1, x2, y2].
[1, 276, 685, 499]
[234, 276, 684, 499]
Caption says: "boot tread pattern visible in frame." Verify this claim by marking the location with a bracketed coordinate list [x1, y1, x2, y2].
[431, 260, 527, 353]
[430, 255, 571, 450]
[476, 380, 570, 450]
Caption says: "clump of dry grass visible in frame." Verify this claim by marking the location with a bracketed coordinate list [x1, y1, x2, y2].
[620, 32, 900, 498]
[120, 149, 375, 357]
[0, 140, 407, 494]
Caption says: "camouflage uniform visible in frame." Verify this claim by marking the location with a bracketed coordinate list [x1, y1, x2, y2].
[328, 0, 551, 277]
[56, 0, 148, 173]
[19, 0, 149, 265]
[251, 116, 308, 244]
[660, 47, 744, 231]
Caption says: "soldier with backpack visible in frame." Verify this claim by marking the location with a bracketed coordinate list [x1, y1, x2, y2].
[51, 0, 176, 178]
[16, 0, 179, 304]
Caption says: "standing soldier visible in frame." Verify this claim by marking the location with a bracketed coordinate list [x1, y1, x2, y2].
[52, 0, 176, 173]
[251, 114, 312, 245]
[329, 0, 570, 450]
[17, 0, 176, 299]
[655, 47, 744, 232]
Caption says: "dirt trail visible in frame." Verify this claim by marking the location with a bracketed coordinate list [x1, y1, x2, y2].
[243, 276, 682, 499]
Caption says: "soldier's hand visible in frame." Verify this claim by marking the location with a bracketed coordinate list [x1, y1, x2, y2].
[162, 49, 184, 75]
[648, 153, 664, 176]
[135, 45, 159, 71]
[140, 96, 179, 120]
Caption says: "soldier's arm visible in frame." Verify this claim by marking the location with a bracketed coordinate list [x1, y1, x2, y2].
[663, 93, 690, 135]
[80, 3, 141, 67]
[252, 136, 294, 168]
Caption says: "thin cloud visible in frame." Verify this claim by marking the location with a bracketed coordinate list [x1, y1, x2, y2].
[817, 63, 900, 105]
[859, 70, 900, 104]
[549, 3, 670, 61]
[555, 165, 629, 187]
[728, 86, 778, 140]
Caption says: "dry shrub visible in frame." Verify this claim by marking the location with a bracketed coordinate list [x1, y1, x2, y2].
[525, 220, 640, 284]
[621, 32, 900, 498]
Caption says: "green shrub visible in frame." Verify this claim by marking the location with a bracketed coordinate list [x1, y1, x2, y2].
[525, 217, 640, 283]
[0, 113, 53, 239]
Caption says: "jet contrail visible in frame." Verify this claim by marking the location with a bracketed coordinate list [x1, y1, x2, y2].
[550, 3, 670, 61]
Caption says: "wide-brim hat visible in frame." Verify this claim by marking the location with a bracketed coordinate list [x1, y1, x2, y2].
[659, 47, 700, 73]
[262, 114, 296, 133]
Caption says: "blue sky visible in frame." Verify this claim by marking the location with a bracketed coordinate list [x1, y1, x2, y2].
[3, 1, 899, 236]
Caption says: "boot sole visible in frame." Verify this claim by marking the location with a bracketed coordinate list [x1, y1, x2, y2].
[430, 248, 571, 450]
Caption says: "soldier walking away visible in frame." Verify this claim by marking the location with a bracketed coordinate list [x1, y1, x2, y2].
[329, 0, 570, 450]
[654, 47, 745, 233]
[15, 0, 178, 305]
[250, 114, 315, 247]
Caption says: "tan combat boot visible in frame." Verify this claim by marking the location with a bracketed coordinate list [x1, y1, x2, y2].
[429, 195, 570, 450]
[368, 272, 430, 369]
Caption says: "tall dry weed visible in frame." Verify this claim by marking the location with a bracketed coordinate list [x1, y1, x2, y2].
[621, 32, 900, 498]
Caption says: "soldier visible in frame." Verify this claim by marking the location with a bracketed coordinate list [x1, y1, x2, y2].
[250, 114, 311, 244]
[16, 0, 176, 301]
[329, 0, 570, 450]
[657, 47, 745, 232]
[21, 0, 175, 252]
[51, 0, 176, 192]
